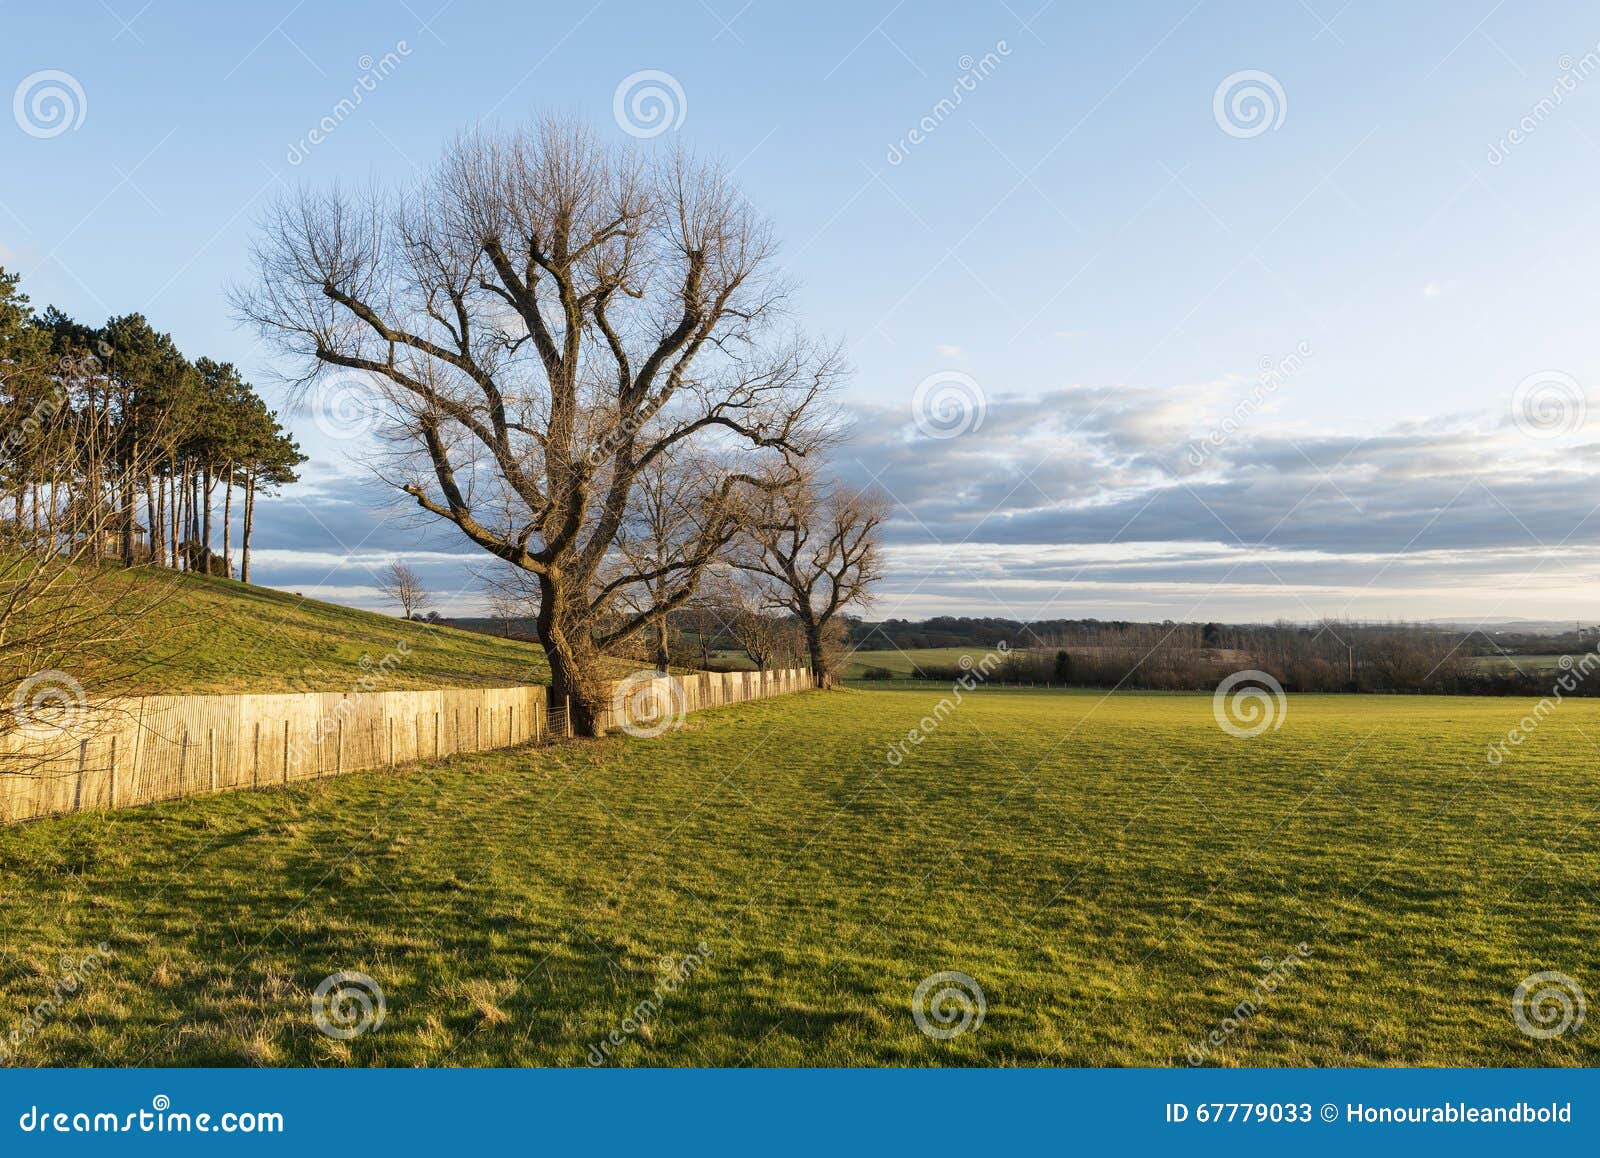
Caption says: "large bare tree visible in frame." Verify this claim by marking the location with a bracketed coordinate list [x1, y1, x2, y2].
[739, 475, 887, 687]
[237, 117, 841, 732]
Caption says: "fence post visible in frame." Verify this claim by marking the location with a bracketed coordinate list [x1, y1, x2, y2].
[108, 735, 118, 809]
[179, 730, 189, 796]
[74, 738, 87, 812]
[282, 720, 290, 782]
[565, 695, 572, 739]
[388, 716, 394, 766]
[253, 722, 261, 788]
[208, 728, 216, 792]
[336, 717, 343, 776]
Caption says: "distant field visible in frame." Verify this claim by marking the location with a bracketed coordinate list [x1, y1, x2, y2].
[844, 646, 998, 677]
[1470, 654, 1568, 673]
[116, 569, 551, 694]
[1, 686, 1593, 1066]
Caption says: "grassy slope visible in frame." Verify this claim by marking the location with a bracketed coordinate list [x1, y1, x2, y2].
[118, 570, 549, 694]
[1, 686, 1595, 1066]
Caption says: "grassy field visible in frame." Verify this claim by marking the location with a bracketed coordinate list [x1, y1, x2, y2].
[0, 686, 1594, 1067]
[111, 569, 550, 694]
[844, 646, 997, 677]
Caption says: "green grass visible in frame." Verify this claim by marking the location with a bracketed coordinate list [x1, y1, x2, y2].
[0, 686, 1595, 1067]
[844, 646, 999, 677]
[118, 569, 550, 694]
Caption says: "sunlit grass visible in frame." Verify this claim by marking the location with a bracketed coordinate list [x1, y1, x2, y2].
[0, 686, 1594, 1066]
[111, 568, 551, 694]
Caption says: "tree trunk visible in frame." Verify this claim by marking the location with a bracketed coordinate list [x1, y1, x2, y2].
[653, 616, 670, 674]
[241, 472, 255, 584]
[804, 620, 832, 689]
[201, 463, 213, 555]
[222, 466, 233, 578]
[537, 579, 607, 737]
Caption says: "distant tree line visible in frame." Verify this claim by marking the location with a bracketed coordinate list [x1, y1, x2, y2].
[0, 265, 305, 582]
[865, 617, 1600, 697]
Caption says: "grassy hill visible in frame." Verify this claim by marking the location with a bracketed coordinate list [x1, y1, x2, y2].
[117, 570, 550, 694]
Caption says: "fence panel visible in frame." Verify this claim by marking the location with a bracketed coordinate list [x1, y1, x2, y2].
[0, 670, 808, 824]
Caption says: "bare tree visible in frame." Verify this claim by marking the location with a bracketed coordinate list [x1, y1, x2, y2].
[738, 475, 887, 688]
[482, 582, 523, 637]
[237, 116, 841, 733]
[376, 561, 432, 620]
[610, 444, 740, 671]
[726, 573, 802, 670]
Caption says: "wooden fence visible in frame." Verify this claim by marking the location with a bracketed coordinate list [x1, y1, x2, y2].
[0, 668, 811, 824]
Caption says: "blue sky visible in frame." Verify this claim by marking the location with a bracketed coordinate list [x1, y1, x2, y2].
[7, 1, 1600, 624]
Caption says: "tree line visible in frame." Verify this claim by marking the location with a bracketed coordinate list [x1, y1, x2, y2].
[0, 265, 305, 583]
[873, 618, 1585, 697]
